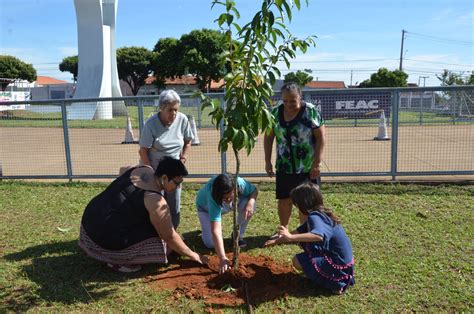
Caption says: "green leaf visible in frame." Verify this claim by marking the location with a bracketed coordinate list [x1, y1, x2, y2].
[231, 7, 241, 19]
[294, 0, 301, 10]
[268, 70, 276, 85]
[226, 13, 234, 25]
[271, 66, 281, 77]
[211, 1, 225, 9]
[283, 1, 293, 21]
[221, 283, 237, 292]
[216, 13, 228, 26]
[57, 227, 71, 233]
[268, 11, 275, 27]
[282, 55, 290, 68]
[232, 22, 242, 33]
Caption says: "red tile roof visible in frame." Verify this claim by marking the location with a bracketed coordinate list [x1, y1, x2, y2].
[210, 79, 224, 89]
[305, 81, 346, 89]
[36, 76, 68, 85]
[144, 76, 345, 90]
[145, 75, 224, 90]
[145, 76, 198, 85]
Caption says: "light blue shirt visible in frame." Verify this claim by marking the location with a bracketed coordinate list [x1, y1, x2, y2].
[196, 176, 256, 222]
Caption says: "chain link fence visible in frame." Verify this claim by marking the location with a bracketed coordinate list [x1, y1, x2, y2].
[1, 86, 473, 180]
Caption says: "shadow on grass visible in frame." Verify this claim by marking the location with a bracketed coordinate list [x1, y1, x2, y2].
[3, 240, 167, 311]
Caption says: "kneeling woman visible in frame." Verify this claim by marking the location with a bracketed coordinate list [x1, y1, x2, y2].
[79, 157, 207, 272]
[196, 173, 258, 273]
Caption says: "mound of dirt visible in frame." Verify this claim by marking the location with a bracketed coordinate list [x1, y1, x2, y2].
[149, 253, 309, 307]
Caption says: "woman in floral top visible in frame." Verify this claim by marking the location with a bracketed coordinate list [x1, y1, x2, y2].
[264, 81, 326, 235]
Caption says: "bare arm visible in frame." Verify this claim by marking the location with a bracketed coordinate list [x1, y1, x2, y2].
[263, 130, 275, 177]
[310, 125, 326, 179]
[211, 220, 231, 274]
[180, 139, 192, 164]
[283, 232, 323, 243]
[244, 188, 258, 220]
[145, 194, 205, 264]
[139, 147, 151, 167]
[264, 226, 323, 246]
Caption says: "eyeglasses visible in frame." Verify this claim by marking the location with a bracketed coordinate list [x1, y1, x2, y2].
[171, 178, 183, 187]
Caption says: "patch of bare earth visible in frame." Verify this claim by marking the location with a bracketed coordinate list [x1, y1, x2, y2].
[148, 253, 309, 307]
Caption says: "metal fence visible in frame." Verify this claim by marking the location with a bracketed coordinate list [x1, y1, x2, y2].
[1, 86, 473, 181]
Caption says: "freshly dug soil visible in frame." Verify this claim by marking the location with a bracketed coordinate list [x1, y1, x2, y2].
[149, 253, 309, 307]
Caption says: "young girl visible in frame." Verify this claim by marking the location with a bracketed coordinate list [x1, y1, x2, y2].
[264, 182, 355, 294]
[196, 173, 258, 274]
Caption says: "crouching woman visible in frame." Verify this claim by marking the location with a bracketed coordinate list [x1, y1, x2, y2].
[79, 157, 207, 272]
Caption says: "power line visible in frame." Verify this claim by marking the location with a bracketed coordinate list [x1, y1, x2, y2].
[404, 58, 474, 67]
[405, 31, 474, 46]
[288, 58, 398, 63]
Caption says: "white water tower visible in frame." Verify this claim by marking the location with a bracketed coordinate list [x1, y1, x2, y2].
[70, 0, 126, 119]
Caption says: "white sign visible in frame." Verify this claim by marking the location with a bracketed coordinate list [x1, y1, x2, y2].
[335, 100, 379, 110]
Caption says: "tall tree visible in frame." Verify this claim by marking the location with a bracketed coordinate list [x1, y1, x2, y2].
[437, 69, 474, 86]
[153, 30, 228, 92]
[179, 29, 227, 91]
[284, 69, 313, 87]
[59, 56, 78, 82]
[153, 37, 181, 88]
[116, 47, 154, 95]
[359, 68, 408, 88]
[0, 55, 37, 91]
[201, 0, 315, 267]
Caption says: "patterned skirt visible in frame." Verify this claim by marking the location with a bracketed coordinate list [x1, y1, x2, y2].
[78, 225, 168, 265]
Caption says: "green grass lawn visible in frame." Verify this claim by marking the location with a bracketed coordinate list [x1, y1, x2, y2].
[0, 181, 473, 312]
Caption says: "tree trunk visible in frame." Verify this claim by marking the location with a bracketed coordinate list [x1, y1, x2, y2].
[232, 147, 240, 269]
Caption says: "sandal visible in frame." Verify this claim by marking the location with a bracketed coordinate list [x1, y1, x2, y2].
[268, 232, 281, 241]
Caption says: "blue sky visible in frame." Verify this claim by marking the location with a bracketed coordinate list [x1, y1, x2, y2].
[1, 0, 473, 87]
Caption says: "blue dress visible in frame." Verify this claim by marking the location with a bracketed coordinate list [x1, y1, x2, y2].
[296, 211, 355, 293]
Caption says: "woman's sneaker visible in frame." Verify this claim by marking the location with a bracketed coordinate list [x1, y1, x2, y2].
[107, 263, 142, 273]
[230, 232, 248, 248]
[238, 239, 248, 248]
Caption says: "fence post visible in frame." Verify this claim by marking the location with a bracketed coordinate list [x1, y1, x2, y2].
[219, 94, 227, 173]
[419, 92, 423, 126]
[60, 101, 73, 181]
[390, 90, 400, 182]
[138, 100, 144, 137]
[197, 98, 202, 129]
[452, 92, 457, 125]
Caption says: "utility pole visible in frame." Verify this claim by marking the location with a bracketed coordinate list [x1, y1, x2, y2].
[399, 29, 406, 71]
[420, 76, 429, 87]
[350, 70, 353, 86]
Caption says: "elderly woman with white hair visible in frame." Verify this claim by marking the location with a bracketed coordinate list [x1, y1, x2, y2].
[139, 89, 193, 230]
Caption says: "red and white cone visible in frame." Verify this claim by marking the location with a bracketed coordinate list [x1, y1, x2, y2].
[122, 116, 138, 144]
[374, 111, 390, 141]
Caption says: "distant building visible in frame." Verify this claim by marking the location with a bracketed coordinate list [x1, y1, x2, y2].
[30, 76, 75, 100]
[273, 79, 346, 91]
[136, 76, 225, 96]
